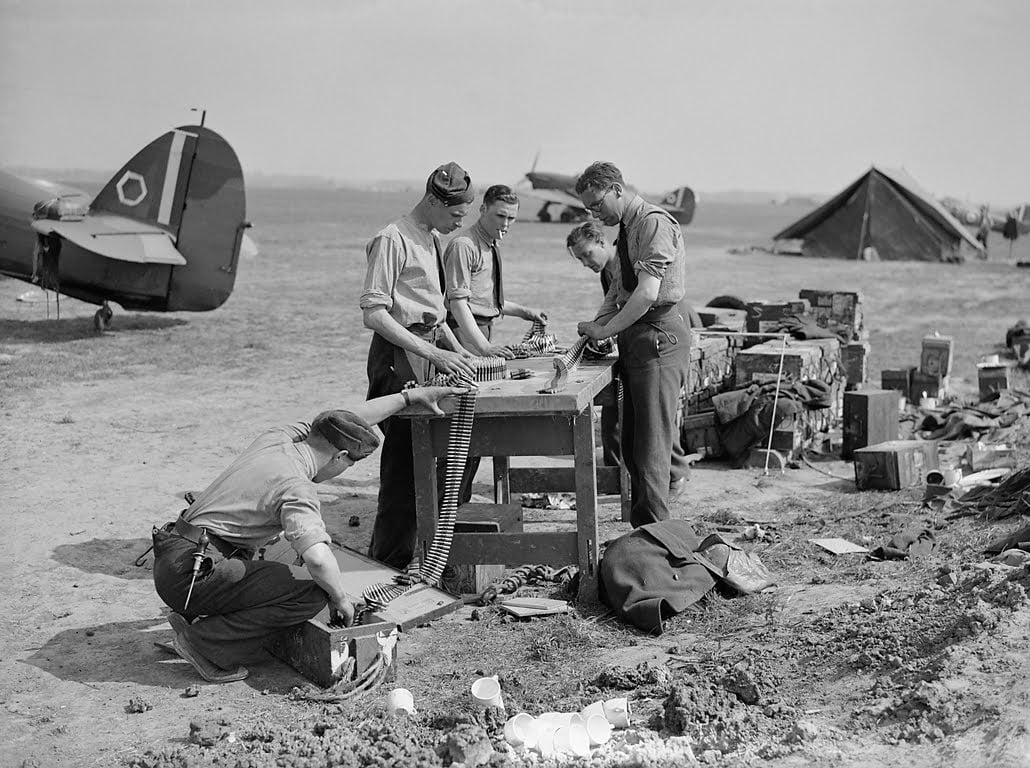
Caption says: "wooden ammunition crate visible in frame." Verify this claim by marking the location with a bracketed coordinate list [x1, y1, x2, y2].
[880, 367, 915, 399]
[842, 389, 900, 459]
[920, 335, 954, 377]
[263, 544, 461, 687]
[798, 289, 863, 340]
[853, 440, 938, 491]
[977, 365, 1011, 399]
[911, 371, 947, 400]
[734, 342, 820, 386]
[745, 300, 810, 334]
[843, 341, 870, 389]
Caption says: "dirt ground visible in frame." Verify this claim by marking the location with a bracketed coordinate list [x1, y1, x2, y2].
[2, 190, 1029, 767]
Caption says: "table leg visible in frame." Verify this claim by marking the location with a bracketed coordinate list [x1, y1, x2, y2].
[492, 456, 510, 504]
[572, 407, 599, 578]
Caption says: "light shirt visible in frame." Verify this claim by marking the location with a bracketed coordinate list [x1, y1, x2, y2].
[442, 221, 501, 319]
[597, 194, 686, 320]
[360, 214, 446, 328]
[183, 423, 331, 557]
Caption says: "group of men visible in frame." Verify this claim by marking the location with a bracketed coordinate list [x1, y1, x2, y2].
[151, 160, 693, 684]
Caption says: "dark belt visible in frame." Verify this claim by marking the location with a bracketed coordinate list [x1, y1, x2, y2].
[172, 516, 250, 559]
[405, 322, 443, 339]
[638, 303, 682, 323]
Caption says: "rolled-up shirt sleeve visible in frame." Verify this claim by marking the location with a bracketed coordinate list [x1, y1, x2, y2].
[278, 483, 332, 556]
[442, 239, 477, 301]
[635, 216, 676, 281]
[360, 234, 403, 310]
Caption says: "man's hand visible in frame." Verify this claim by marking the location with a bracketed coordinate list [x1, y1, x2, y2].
[526, 308, 548, 324]
[329, 595, 356, 627]
[408, 385, 469, 414]
[577, 320, 611, 341]
[487, 343, 516, 360]
[426, 348, 475, 378]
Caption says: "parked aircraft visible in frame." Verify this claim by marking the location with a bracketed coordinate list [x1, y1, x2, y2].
[515, 155, 697, 225]
[939, 197, 1030, 238]
[0, 124, 252, 330]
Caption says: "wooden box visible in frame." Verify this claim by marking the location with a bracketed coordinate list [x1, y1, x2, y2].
[745, 300, 810, 334]
[734, 342, 820, 386]
[853, 440, 938, 491]
[842, 389, 900, 459]
[798, 289, 863, 340]
[911, 371, 947, 400]
[843, 341, 870, 389]
[977, 365, 1011, 399]
[263, 544, 462, 687]
[696, 308, 746, 332]
[448, 503, 524, 594]
[681, 411, 723, 458]
[880, 367, 915, 399]
[920, 334, 954, 377]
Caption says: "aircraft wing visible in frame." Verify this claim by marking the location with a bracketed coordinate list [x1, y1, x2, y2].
[31, 213, 187, 266]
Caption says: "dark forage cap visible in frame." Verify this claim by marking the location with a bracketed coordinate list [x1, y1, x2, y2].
[311, 410, 380, 459]
[426, 162, 474, 205]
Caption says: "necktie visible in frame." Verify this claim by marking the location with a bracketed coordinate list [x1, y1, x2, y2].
[491, 242, 505, 312]
[617, 222, 637, 292]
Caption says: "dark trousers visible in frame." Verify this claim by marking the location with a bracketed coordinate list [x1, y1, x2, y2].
[151, 527, 326, 668]
[366, 332, 423, 569]
[617, 313, 690, 527]
[601, 321, 692, 484]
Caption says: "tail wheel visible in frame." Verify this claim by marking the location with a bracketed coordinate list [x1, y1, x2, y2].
[93, 304, 114, 332]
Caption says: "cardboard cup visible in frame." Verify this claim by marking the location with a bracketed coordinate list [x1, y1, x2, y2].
[385, 688, 414, 716]
[503, 713, 537, 747]
[603, 697, 631, 728]
[538, 711, 571, 727]
[580, 700, 606, 719]
[585, 713, 612, 746]
[470, 675, 504, 709]
[553, 724, 591, 757]
[535, 723, 558, 756]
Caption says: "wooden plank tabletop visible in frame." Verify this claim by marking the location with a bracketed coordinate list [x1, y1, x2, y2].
[397, 355, 616, 417]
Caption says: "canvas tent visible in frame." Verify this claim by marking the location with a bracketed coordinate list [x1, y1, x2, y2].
[773, 166, 983, 262]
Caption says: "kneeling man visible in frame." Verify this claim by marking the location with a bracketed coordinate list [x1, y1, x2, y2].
[151, 386, 461, 683]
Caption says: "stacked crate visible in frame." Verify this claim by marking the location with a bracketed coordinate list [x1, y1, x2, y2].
[684, 333, 742, 414]
[798, 289, 865, 341]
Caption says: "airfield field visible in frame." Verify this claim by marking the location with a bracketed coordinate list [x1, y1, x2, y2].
[2, 188, 1029, 767]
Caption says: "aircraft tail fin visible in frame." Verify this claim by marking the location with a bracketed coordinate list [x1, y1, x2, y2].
[91, 125, 248, 311]
[659, 186, 697, 226]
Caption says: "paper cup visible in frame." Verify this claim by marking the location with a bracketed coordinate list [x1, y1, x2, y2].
[385, 688, 414, 716]
[538, 711, 582, 727]
[603, 697, 631, 728]
[580, 700, 606, 719]
[470, 675, 504, 709]
[942, 468, 962, 486]
[553, 724, 591, 757]
[535, 723, 558, 756]
[503, 713, 537, 747]
[585, 714, 612, 746]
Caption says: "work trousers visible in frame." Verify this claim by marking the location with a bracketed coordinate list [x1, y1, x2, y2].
[365, 331, 424, 569]
[617, 312, 691, 527]
[151, 527, 326, 668]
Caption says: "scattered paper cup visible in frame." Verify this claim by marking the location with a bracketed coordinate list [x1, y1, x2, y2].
[470, 675, 504, 709]
[603, 696, 631, 728]
[535, 723, 558, 756]
[385, 687, 414, 716]
[585, 713, 612, 747]
[503, 713, 537, 747]
[580, 700, 606, 719]
[553, 724, 591, 757]
[942, 468, 962, 486]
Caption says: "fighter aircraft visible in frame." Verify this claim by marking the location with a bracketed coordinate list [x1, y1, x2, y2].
[515, 154, 697, 225]
[939, 197, 1030, 239]
[0, 124, 252, 330]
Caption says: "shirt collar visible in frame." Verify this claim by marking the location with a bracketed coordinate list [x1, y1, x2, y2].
[472, 220, 495, 246]
[295, 441, 319, 480]
[620, 193, 646, 228]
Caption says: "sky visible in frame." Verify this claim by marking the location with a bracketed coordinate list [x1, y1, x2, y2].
[2, 0, 1029, 204]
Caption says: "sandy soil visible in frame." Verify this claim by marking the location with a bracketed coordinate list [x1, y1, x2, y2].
[2, 191, 1029, 767]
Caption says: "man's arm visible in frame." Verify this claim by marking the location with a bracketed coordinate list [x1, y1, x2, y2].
[448, 298, 515, 358]
[346, 386, 467, 425]
[500, 300, 547, 324]
[579, 273, 661, 340]
[301, 542, 357, 626]
[363, 306, 474, 377]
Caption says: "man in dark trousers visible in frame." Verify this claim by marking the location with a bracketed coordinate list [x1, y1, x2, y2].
[566, 220, 695, 498]
[360, 162, 476, 569]
[151, 387, 463, 683]
[574, 162, 691, 527]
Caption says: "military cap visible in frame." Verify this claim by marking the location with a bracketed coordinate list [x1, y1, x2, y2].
[426, 162, 474, 206]
[311, 410, 380, 460]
